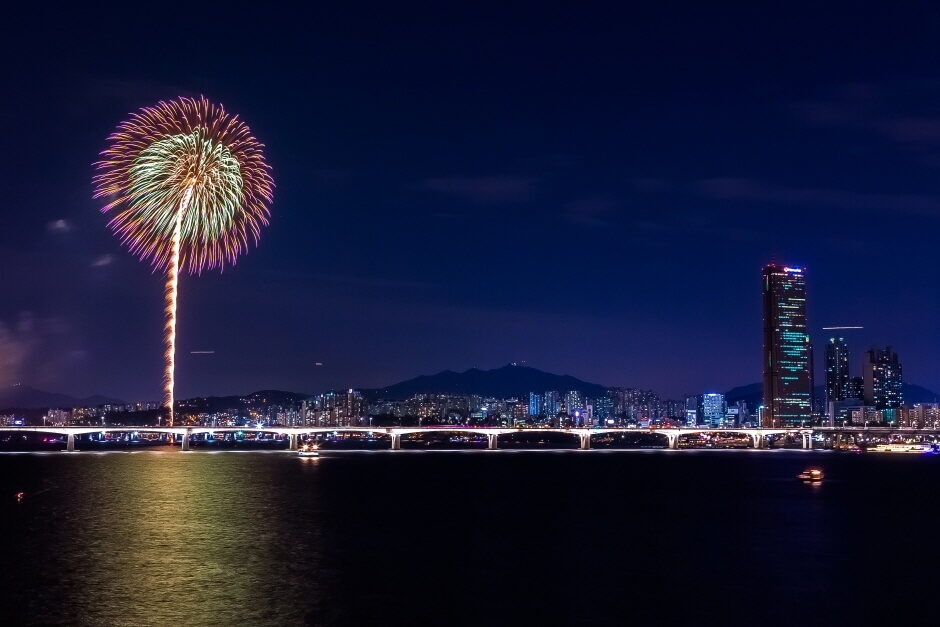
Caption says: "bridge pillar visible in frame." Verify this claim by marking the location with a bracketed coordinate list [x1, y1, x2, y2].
[66, 433, 75, 452]
[752, 434, 764, 449]
[667, 433, 679, 449]
[487, 433, 498, 450]
[803, 433, 811, 449]
[181, 429, 191, 452]
[390, 433, 401, 450]
[288, 433, 299, 451]
[580, 432, 591, 450]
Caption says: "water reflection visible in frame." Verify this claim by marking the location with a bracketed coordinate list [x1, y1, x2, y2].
[2, 451, 327, 626]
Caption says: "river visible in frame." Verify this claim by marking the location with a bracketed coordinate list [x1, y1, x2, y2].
[0, 449, 935, 626]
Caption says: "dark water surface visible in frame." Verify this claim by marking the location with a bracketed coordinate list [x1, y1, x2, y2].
[0, 449, 936, 626]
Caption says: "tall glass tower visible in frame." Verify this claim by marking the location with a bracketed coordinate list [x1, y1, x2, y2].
[825, 337, 850, 405]
[762, 264, 813, 427]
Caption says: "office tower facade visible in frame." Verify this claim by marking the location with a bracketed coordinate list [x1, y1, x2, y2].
[863, 346, 903, 409]
[825, 337, 850, 404]
[762, 264, 813, 426]
[702, 393, 726, 427]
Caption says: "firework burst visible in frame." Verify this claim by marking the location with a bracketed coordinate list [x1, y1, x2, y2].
[94, 97, 273, 427]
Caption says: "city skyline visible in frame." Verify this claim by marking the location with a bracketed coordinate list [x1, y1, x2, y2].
[4, 4, 940, 401]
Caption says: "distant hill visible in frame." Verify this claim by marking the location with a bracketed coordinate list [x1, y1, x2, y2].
[724, 382, 939, 408]
[364, 364, 608, 400]
[0, 385, 124, 411]
[724, 383, 762, 408]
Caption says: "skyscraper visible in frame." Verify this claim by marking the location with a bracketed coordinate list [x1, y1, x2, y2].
[762, 264, 813, 427]
[542, 391, 559, 417]
[863, 346, 903, 410]
[528, 392, 541, 416]
[702, 393, 726, 427]
[825, 337, 850, 405]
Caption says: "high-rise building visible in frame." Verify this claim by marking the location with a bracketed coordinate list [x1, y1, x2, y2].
[593, 397, 613, 424]
[542, 391, 559, 417]
[846, 376, 864, 400]
[684, 395, 699, 427]
[565, 391, 584, 414]
[863, 347, 903, 410]
[825, 337, 850, 404]
[702, 393, 726, 427]
[528, 392, 541, 416]
[730, 400, 750, 427]
[762, 264, 813, 427]
[808, 341, 817, 413]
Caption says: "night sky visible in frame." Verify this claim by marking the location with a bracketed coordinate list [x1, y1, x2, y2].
[4, 3, 940, 402]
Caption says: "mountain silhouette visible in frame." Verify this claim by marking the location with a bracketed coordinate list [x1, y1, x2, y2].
[364, 364, 608, 400]
[0, 385, 125, 411]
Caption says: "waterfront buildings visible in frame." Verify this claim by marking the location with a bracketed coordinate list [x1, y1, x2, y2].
[304, 389, 368, 426]
[761, 264, 813, 427]
[905, 403, 940, 429]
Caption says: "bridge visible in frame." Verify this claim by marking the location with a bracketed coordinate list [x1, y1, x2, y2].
[0, 425, 820, 452]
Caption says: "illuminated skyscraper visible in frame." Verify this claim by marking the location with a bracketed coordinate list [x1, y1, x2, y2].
[702, 393, 726, 427]
[863, 346, 903, 410]
[528, 392, 541, 416]
[762, 264, 813, 426]
[825, 337, 850, 404]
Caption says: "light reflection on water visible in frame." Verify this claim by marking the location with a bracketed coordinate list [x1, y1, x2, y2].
[0, 449, 937, 626]
[2, 451, 329, 626]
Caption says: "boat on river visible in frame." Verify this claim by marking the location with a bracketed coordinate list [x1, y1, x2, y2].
[297, 443, 320, 457]
[797, 468, 824, 482]
[866, 442, 937, 454]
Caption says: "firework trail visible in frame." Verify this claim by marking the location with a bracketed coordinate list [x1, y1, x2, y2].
[94, 97, 273, 426]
